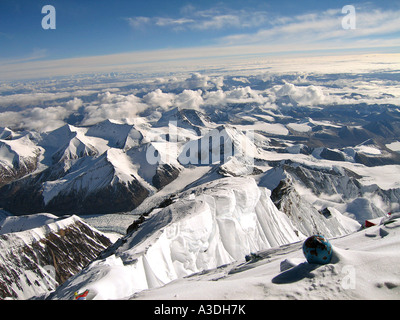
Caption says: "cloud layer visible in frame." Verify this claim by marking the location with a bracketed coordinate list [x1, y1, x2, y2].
[0, 67, 399, 132]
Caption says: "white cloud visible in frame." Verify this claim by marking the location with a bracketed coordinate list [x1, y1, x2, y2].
[0, 89, 149, 131]
[2, 44, 399, 81]
[81, 92, 149, 126]
[0, 106, 70, 132]
[126, 16, 150, 29]
[0, 48, 48, 66]
[2, 4, 400, 82]
[354, 9, 400, 37]
[269, 77, 400, 108]
[272, 82, 330, 107]
[220, 7, 400, 50]
[25, 106, 70, 132]
[127, 6, 270, 31]
[203, 86, 272, 107]
[193, 14, 241, 30]
[155, 17, 194, 27]
[173, 89, 204, 110]
[0, 92, 68, 108]
[154, 73, 223, 91]
[203, 90, 227, 106]
[0, 91, 94, 108]
[1, 60, 400, 133]
[0, 111, 24, 130]
[65, 97, 83, 111]
[143, 89, 175, 109]
[183, 73, 211, 89]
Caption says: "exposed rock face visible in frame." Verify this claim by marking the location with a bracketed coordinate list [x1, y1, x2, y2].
[44, 180, 150, 215]
[0, 157, 38, 188]
[152, 164, 180, 190]
[0, 215, 111, 300]
[0, 147, 153, 215]
[0, 121, 180, 216]
[270, 178, 359, 238]
[265, 160, 400, 225]
[0, 177, 150, 216]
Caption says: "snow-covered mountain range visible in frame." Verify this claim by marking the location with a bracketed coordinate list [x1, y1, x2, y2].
[1, 70, 400, 299]
[1, 102, 399, 219]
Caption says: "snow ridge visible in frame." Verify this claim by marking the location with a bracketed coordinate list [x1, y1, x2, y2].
[51, 177, 305, 299]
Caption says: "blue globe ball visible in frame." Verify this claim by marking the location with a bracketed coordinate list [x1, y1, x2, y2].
[302, 235, 332, 265]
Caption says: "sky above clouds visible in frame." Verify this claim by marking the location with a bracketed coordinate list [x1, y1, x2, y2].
[0, 0, 400, 80]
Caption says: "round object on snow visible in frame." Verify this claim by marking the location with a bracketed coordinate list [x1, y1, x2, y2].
[302, 235, 332, 265]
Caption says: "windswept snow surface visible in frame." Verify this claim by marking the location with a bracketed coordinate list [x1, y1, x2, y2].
[50, 177, 305, 300]
[386, 141, 400, 153]
[132, 213, 400, 300]
[49, 179, 400, 300]
[50, 177, 364, 300]
[0, 213, 59, 235]
[0, 135, 40, 169]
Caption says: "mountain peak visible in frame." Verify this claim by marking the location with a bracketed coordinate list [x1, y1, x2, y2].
[86, 119, 139, 149]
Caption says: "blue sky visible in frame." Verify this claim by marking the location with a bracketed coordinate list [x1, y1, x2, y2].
[1, 0, 400, 80]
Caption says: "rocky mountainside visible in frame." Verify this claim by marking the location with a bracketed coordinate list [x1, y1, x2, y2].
[0, 214, 111, 300]
[0, 134, 41, 187]
[260, 160, 400, 224]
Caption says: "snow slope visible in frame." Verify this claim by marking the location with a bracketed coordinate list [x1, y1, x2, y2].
[0, 213, 59, 235]
[86, 119, 142, 150]
[0, 135, 40, 166]
[50, 177, 305, 300]
[132, 213, 400, 300]
[0, 134, 41, 185]
[178, 125, 258, 170]
[48, 176, 400, 300]
[38, 124, 106, 164]
[49, 176, 362, 300]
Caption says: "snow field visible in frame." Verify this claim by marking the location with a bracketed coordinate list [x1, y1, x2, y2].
[0, 213, 59, 235]
[133, 215, 400, 300]
[51, 177, 306, 299]
[0, 135, 40, 168]
[386, 141, 400, 153]
[53, 176, 390, 300]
